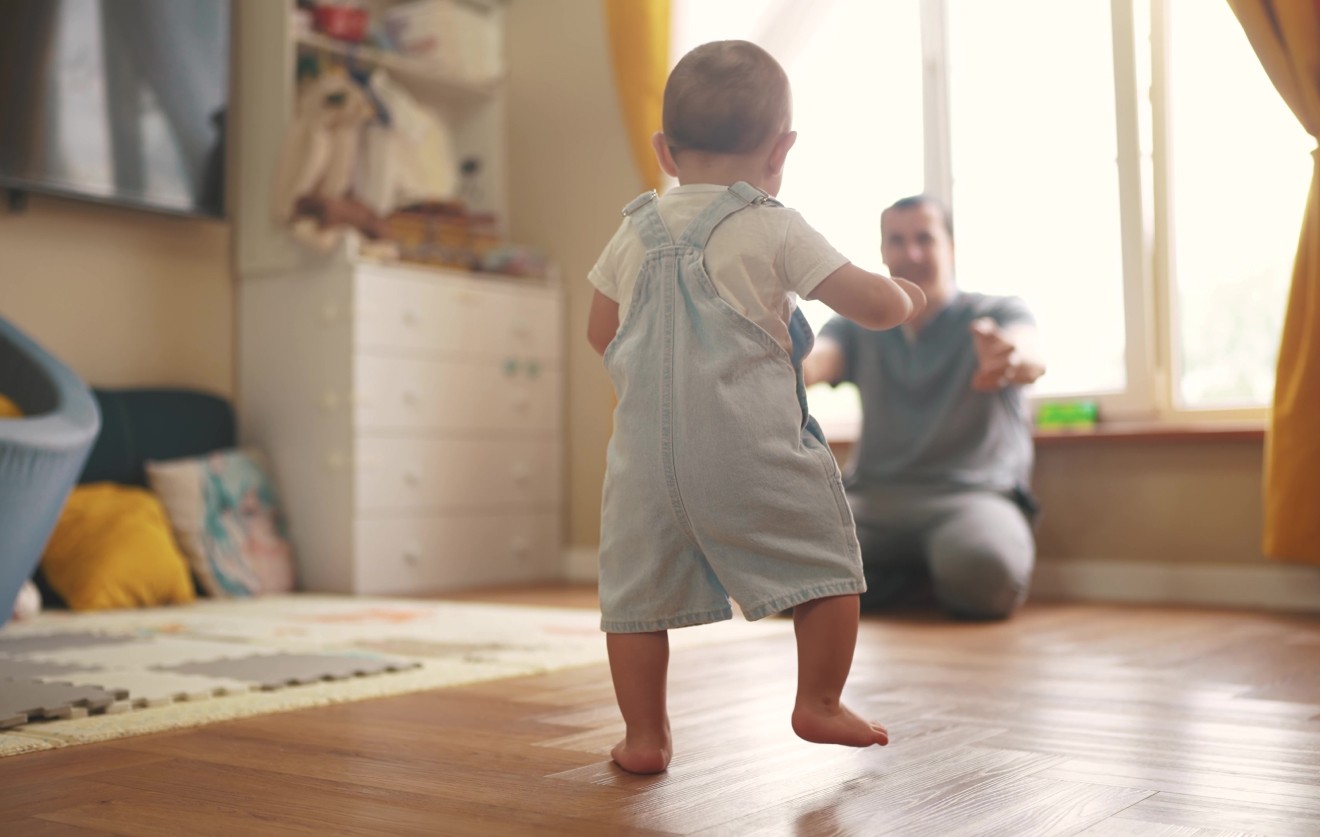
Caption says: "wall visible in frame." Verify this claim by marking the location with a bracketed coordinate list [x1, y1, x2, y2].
[1029, 437, 1320, 610]
[0, 195, 233, 397]
[505, 0, 640, 557]
[1032, 438, 1263, 566]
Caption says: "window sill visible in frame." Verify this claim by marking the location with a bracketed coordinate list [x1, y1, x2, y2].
[824, 420, 1267, 454]
[1033, 421, 1266, 446]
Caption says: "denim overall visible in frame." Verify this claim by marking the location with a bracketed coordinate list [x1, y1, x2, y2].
[598, 182, 865, 633]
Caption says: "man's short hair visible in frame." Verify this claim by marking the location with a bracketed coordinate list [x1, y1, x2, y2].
[883, 194, 955, 240]
[662, 40, 790, 156]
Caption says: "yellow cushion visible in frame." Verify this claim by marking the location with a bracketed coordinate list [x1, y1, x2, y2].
[0, 394, 21, 418]
[41, 483, 197, 611]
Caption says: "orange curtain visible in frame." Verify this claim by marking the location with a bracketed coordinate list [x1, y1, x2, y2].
[1227, 0, 1320, 564]
[602, 0, 670, 192]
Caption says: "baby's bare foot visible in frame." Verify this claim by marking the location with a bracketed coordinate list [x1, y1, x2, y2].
[611, 734, 672, 774]
[791, 702, 889, 748]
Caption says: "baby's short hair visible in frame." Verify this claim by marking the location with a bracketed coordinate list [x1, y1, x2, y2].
[662, 40, 790, 156]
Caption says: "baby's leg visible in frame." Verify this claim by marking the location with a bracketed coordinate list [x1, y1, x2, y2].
[791, 594, 889, 747]
[607, 631, 672, 773]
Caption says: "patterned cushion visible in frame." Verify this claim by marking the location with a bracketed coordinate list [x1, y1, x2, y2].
[146, 449, 296, 597]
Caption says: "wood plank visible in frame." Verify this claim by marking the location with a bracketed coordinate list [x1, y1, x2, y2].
[1111, 791, 1320, 837]
[3, 819, 114, 836]
[96, 759, 671, 837]
[0, 745, 169, 788]
[0, 776, 162, 823]
[1036, 759, 1320, 813]
[1078, 818, 1261, 837]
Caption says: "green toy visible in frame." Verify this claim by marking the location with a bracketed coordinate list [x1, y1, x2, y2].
[1035, 400, 1099, 430]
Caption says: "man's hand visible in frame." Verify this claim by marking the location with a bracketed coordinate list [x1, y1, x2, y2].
[970, 318, 1043, 391]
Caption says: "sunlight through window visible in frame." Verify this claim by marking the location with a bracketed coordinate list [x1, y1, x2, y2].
[1166, 0, 1311, 410]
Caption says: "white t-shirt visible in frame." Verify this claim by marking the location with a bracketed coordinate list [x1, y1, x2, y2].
[588, 184, 849, 355]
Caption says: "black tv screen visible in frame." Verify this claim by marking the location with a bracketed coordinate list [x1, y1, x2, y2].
[0, 0, 230, 218]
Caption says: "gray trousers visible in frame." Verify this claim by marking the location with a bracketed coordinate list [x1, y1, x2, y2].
[848, 486, 1035, 620]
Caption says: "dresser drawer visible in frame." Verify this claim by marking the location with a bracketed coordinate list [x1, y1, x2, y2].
[354, 354, 561, 433]
[453, 282, 562, 361]
[354, 272, 465, 356]
[354, 512, 562, 595]
[355, 437, 561, 513]
[354, 269, 561, 360]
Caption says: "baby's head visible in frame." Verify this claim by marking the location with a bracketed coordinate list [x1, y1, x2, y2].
[656, 40, 794, 192]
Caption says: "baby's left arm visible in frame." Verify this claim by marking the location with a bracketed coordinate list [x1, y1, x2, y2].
[587, 290, 621, 356]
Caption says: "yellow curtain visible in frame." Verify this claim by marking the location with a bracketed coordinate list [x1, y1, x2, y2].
[1227, 0, 1320, 564]
[602, 0, 670, 192]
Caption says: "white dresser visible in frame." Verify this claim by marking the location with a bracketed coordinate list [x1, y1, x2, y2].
[238, 258, 564, 595]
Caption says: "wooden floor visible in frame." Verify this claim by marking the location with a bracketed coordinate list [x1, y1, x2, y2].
[3, 587, 1319, 836]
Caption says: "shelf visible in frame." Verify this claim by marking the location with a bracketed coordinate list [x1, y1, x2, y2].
[295, 31, 501, 106]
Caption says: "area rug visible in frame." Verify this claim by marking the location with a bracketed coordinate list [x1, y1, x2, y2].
[0, 594, 789, 758]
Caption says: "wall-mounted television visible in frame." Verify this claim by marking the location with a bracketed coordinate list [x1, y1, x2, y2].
[0, 0, 230, 219]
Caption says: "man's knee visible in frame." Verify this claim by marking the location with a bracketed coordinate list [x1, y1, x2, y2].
[925, 493, 1035, 619]
[928, 545, 1030, 619]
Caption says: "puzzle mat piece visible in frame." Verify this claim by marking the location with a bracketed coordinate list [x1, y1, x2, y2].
[20, 637, 281, 669]
[0, 657, 98, 681]
[0, 633, 137, 656]
[0, 679, 128, 729]
[41, 668, 257, 707]
[164, 653, 422, 690]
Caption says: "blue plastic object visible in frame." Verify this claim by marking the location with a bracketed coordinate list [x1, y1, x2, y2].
[0, 316, 100, 628]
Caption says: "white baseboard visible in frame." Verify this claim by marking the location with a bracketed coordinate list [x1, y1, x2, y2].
[563, 546, 599, 584]
[1032, 559, 1320, 612]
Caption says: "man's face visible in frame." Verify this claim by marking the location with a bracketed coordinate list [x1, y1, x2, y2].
[880, 204, 954, 288]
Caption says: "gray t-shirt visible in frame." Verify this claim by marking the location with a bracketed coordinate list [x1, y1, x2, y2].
[820, 291, 1036, 497]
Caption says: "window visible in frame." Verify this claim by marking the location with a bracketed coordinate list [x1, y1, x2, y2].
[946, 0, 1127, 399]
[1162, 0, 1312, 411]
[670, 0, 924, 435]
[669, 0, 1309, 426]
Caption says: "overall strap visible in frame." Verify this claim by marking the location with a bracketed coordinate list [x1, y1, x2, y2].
[621, 191, 673, 250]
[677, 181, 780, 249]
